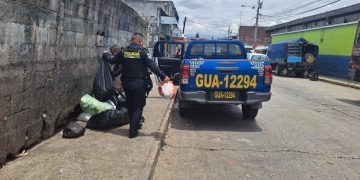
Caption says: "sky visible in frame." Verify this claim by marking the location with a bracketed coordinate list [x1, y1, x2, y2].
[171, 0, 359, 38]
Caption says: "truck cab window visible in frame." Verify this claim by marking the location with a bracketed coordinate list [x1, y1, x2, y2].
[229, 44, 242, 56]
[216, 43, 228, 57]
[190, 44, 204, 56]
[204, 43, 216, 56]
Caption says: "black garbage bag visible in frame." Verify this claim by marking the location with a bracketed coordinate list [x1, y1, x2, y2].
[63, 122, 86, 138]
[109, 89, 127, 110]
[86, 108, 129, 129]
[93, 59, 115, 102]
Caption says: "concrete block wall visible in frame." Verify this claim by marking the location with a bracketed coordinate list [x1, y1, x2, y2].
[0, 0, 147, 164]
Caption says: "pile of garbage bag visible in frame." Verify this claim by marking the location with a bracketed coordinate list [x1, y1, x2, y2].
[86, 108, 129, 129]
[63, 59, 129, 138]
[63, 122, 85, 139]
[78, 91, 129, 129]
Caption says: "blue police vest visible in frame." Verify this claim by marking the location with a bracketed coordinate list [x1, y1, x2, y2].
[122, 48, 146, 79]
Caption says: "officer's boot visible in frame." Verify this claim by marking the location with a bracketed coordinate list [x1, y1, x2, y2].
[129, 129, 138, 138]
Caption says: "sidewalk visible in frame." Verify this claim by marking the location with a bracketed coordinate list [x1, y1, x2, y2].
[0, 80, 173, 180]
[318, 75, 360, 90]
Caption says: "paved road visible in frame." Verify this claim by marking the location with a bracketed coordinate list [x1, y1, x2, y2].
[153, 76, 360, 180]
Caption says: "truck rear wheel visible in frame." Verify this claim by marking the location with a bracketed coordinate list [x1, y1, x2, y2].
[242, 105, 258, 120]
[275, 64, 281, 76]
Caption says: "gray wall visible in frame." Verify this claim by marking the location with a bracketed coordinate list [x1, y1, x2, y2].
[0, 0, 147, 164]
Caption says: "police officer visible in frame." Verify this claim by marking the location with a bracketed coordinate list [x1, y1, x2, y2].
[103, 32, 170, 138]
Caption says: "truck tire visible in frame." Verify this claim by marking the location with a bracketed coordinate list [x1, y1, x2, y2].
[304, 70, 309, 77]
[275, 64, 281, 76]
[296, 72, 305, 78]
[281, 67, 288, 76]
[242, 105, 258, 120]
[179, 99, 192, 117]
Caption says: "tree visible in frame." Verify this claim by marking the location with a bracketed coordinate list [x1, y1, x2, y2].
[195, 33, 199, 38]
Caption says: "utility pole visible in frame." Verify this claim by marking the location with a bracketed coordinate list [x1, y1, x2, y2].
[254, 0, 262, 47]
[228, 26, 230, 38]
[182, 16, 187, 35]
[228, 25, 232, 39]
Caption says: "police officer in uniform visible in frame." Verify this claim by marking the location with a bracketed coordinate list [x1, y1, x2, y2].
[103, 33, 170, 138]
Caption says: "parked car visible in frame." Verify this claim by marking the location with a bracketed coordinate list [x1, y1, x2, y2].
[249, 53, 269, 61]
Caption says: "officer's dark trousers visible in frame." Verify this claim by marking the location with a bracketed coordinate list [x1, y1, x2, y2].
[122, 78, 146, 132]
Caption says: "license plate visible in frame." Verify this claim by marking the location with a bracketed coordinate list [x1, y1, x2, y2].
[209, 91, 239, 101]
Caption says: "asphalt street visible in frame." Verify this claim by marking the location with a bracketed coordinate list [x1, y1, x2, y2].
[153, 76, 360, 180]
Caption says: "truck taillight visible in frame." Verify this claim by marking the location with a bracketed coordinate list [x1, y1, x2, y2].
[180, 64, 190, 84]
[264, 65, 272, 85]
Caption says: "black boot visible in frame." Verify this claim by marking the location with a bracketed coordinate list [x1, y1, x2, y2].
[128, 130, 138, 138]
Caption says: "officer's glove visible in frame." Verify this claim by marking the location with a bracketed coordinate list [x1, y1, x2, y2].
[163, 76, 171, 83]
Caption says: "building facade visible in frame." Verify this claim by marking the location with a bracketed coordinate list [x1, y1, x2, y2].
[124, 0, 180, 48]
[237, 26, 271, 47]
[266, 3, 360, 80]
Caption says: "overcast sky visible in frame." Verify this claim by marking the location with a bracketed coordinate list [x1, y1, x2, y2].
[172, 0, 359, 38]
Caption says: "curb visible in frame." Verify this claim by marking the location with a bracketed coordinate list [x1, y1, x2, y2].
[318, 77, 360, 90]
[145, 98, 175, 180]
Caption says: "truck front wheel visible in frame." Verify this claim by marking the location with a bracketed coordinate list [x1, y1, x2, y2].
[242, 105, 259, 120]
[281, 67, 288, 76]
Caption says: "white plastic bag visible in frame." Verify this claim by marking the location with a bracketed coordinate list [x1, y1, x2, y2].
[77, 112, 93, 122]
[159, 82, 176, 99]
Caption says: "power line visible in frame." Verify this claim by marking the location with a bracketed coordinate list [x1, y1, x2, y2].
[181, 16, 231, 29]
[265, 0, 341, 18]
[186, 19, 229, 33]
[264, 0, 324, 16]
[261, 0, 342, 20]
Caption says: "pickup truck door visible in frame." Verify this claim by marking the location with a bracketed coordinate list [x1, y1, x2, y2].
[153, 41, 185, 85]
